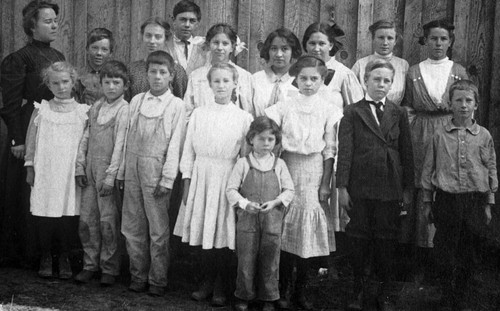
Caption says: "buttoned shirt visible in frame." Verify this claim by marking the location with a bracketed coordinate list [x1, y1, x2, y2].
[421, 119, 498, 204]
[172, 35, 205, 70]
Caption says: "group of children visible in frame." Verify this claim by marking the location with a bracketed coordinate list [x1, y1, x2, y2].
[11, 1, 497, 311]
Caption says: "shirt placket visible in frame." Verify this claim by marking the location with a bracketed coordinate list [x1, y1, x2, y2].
[458, 129, 468, 192]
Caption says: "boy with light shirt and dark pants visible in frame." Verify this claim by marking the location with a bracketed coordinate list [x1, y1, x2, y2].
[337, 59, 414, 311]
[421, 80, 497, 310]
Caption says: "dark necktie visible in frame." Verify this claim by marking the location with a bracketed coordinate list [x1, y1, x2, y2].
[370, 101, 384, 123]
[181, 39, 189, 60]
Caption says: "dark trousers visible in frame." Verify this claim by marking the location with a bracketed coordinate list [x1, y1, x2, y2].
[36, 216, 74, 255]
[280, 251, 310, 290]
[433, 190, 486, 305]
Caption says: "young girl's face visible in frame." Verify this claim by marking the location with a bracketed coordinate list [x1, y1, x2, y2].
[269, 36, 293, 72]
[251, 129, 276, 156]
[210, 33, 234, 64]
[306, 32, 333, 61]
[87, 39, 112, 68]
[373, 28, 396, 56]
[101, 76, 127, 103]
[147, 63, 172, 96]
[296, 67, 323, 96]
[47, 71, 74, 99]
[425, 27, 451, 60]
[143, 24, 167, 53]
[209, 68, 237, 104]
[450, 89, 477, 121]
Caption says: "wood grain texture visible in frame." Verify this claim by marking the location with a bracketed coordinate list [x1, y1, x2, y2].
[73, 0, 88, 69]
[0, 0, 14, 59]
[356, 0, 374, 59]
[130, 1, 152, 62]
[331, 0, 359, 67]
[13, 0, 31, 51]
[402, 0, 422, 66]
[488, 0, 500, 135]
[87, 0, 114, 31]
[453, 0, 470, 66]
[114, 0, 131, 65]
[236, 0, 252, 69]
[284, 0, 320, 41]
[150, 0, 166, 19]
[52, 0, 73, 62]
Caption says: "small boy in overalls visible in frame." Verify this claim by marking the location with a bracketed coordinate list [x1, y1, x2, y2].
[227, 116, 295, 311]
[75, 60, 130, 286]
[120, 51, 186, 296]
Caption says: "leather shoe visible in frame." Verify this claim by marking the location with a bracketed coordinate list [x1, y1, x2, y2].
[100, 273, 115, 286]
[38, 254, 53, 279]
[129, 281, 147, 293]
[58, 254, 72, 280]
[148, 285, 166, 297]
[75, 270, 95, 283]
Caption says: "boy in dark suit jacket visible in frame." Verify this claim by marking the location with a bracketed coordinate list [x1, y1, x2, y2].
[336, 59, 414, 311]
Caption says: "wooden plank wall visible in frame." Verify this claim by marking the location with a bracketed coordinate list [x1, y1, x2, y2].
[0, 0, 499, 126]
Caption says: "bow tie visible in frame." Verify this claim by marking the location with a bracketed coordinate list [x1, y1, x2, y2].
[367, 100, 384, 122]
[367, 100, 383, 109]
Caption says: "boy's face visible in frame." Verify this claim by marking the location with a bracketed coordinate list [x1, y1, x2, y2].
[209, 68, 237, 104]
[101, 76, 127, 103]
[172, 12, 199, 41]
[364, 67, 393, 101]
[88, 39, 112, 68]
[148, 63, 172, 96]
[450, 90, 477, 121]
[251, 129, 276, 156]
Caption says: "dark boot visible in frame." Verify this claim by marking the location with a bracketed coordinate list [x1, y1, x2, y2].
[347, 276, 365, 310]
[191, 277, 214, 301]
[294, 258, 312, 310]
[211, 274, 227, 306]
[277, 279, 292, 309]
[58, 253, 72, 280]
[38, 253, 53, 278]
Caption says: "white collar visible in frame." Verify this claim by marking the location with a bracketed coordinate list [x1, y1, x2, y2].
[145, 89, 172, 102]
[365, 94, 386, 105]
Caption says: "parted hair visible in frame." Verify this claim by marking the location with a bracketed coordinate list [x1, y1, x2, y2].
[302, 22, 345, 56]
[173, 0, 201, 20]
[363, 59, 395, 82]
[259, 28, 302, 61]
[448, 79, 480, 105]
[41, 61, 78, 85]
[368, 20, 399, 39]
[86, 28, 115, 53]
[206, 23, 237, 46]
[289, 55, 328, 79]
[246, 116, 282, 146]
[146, 50, 175, 73]
[99, 60, 130, 85]
[207, 62, 239, 83]
[22, 0, 59, 37]
[140, 17, 171, 38]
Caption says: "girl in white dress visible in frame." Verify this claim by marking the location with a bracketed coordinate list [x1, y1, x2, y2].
[352, 20, 409, 106]
[25, 62, 90, 279]
[252, 27, 302, 117]
[175, 63, 253, 306]
[266, 56, 342, 309]
[184, 23, 254, 118]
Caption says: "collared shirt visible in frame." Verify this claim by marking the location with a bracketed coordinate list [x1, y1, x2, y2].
[172, 35, 205, 69]
[421, 119, 498, 204]
[365, 94, 386, 125]
[252, 67, 294, 117]
[226, 152, 295, 210]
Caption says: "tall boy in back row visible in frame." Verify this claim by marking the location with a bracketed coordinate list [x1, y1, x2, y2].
[337, 59, 414, 311]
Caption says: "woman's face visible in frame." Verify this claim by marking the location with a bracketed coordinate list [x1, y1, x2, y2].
[142, 24, 167, 53]
[305, 32, 333, 61]
[425, 27, 452, 60]
[32, 8, 58, 42]
[210, 33, 234, 64]
[268, 36, 293, 72]
[373, 28, 396, 56]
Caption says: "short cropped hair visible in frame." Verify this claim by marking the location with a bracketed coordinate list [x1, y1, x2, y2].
[289, 55, 328, 79]
[173, 0, 201, 20]
[99, 60, 130, 85]
[259, 28, 302, 61]
[206, 23, 237, 46]
[140, 16, 171, 39]
[146, 50, 175, 73]
[448, 79, 480, 105]
[207, 62, 239, 83]
[302, 22, 345, 56]
[87, 28, 115, 53]
[246, 116, 282, 146]
[363, 59, 395, 82]
[41, 61, 78, 86]
[22, 0, 59, 37]
[368, 20, 397, 38]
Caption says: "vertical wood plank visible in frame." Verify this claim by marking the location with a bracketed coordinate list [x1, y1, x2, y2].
[165, 0, 176, 22]
[73, 0, 88, 70]
[114, 0, 132, 65]
[52, 0, 74, 62]
[488, 0, 500, 141]
[13, 0, 31, 51]
[356, 0, 374, 59]
[327, 0, 359, 67]
[465, 0, 495, 126]
[206, 0, 238, 28]
[150, 0, 166, 19]
[0, 0, 15, 59]
[130, 1, 152, 62]
[192, 0, 210, 38]
[236, 0, 252, 69]
[393, 0, 406, 58]
[284, 0, 320, 42]
[87, 0, 114, 31]
[402, 0, 422, 65]
[453, 0, 470, 65]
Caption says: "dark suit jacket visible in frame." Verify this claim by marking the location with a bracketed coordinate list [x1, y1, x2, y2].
[336, 99, 414, 201]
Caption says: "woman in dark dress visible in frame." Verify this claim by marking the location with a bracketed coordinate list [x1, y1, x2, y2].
[0, 0, 65, 266]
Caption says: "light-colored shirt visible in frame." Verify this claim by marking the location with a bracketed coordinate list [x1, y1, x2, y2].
[352, 53, 409, 105]
[323, 58, 364, 107]
[419, 57, 454, 104]
[365, 94, 387, 125]
[75, 96, 129, 186]
[265, 93, 343, 160]
[252, 68, 294, 117]
[121, 89, 186, 189]
[421, 119, 498, 204]
[184, 62, 255, 119]
[172, 35, 205, 70]
[226, 152, 295, 210]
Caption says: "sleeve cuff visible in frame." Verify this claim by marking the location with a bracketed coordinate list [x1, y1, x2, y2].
[488, 192, 495, 205]
[104, 175, 115, 187]
[159, 178, 174, 189]
[238, 198, 250, 210]
[24, 161, 33, 167]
